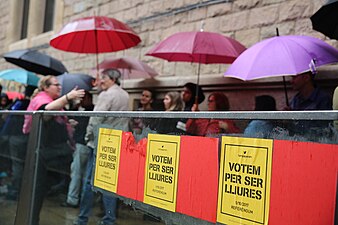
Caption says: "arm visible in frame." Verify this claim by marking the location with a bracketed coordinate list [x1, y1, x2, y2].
[45, 88, 85, 110]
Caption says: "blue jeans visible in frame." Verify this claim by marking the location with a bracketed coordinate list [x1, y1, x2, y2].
[76, 149, 117, 225]
[67, 143, 91, 205]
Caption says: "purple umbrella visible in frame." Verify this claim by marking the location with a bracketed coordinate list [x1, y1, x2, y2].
[224, 35, 338, 80]
[224, 35, 338, 106]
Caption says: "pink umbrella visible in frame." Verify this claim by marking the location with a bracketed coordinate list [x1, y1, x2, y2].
[146, 31, 246, 107]
[146, 31, 246, 64]
[224, 35, 338, 105]
[97, 57, 158, 79]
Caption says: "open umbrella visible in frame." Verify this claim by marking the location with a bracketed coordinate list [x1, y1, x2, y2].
[224, 35, 338, 104]
[3, 49, 68, 75]
[50, 16, 141, 82]
[57, 73, 94, 95]
[0, 69, 40, 86]
[146, 31, 246, 106]
[311, 0, 338, 40]
[97, 57, 158, 79]
[5, 91, 24, 100]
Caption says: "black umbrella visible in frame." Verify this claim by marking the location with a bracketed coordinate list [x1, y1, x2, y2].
[311, 0, 338, 40]
[3, 49, 68, 75]
[57, 73, 94, 95]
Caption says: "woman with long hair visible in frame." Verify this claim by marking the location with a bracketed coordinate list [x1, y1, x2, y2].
[186, 92, 240, 136]
[154, 91, 184, 134]
[130, 89, 158, 141]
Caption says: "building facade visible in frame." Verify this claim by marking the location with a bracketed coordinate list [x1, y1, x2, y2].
[0, 0, 336, 110]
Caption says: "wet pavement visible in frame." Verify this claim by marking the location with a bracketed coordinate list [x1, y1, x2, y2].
[0, 193, 165, 225]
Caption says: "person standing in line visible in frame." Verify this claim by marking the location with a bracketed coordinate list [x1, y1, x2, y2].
[0, 85, 36, 200]
[22, 76, 85, 225]
[285, 71, 332, 136]
[181, 82, 205, 111]
[154, 91, 184, 135]
[130, 89, 155, 132]
[288, 72, 332, 110]
[186, 92, 239, 136]
[244, 95, 277, 138]
[130, 89, 157, 138]
[176, 83, 205, 132]
[61, 92, 94, 208]
[74, 69, 129, 225]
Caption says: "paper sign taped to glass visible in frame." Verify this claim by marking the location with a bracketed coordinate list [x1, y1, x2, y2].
[143, 133, 181, 212]
[93, 128, 122, 193]
[217, 136, 273, 225]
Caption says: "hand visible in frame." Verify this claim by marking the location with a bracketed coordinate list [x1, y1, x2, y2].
[68, 119, 78, 127]
[219, 121, 228, 131]
[191, 104, 199, 112]
[67, 87, 85, 101]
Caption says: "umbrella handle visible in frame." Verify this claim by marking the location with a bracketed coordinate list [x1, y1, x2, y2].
[283, 76, 289, 107]
[194, 96, 199, 111]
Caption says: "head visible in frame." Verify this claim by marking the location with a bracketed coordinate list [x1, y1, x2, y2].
[163, 91, 183, 111]
[207, 92, 230, 111]
[38, 75, 61, 99]
[100, 69, 121, 91]
[0, 93, 9, 107]
[140, 89, 155, 109]
[290, 72, 314, 91]
[255, 95, 276, 111]
[182, 82, 205, 106]
[80, 91, 93, 109]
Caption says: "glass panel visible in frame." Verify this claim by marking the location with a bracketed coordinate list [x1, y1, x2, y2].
[1, 111, 336, 225]
[43, 0, 55, 33]
[0, 114, 29, 225]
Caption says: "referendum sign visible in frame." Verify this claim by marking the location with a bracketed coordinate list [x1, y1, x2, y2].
[144, 134, 181, 212]
[217, 136, 273, 225]
[93, 128, 122, 193]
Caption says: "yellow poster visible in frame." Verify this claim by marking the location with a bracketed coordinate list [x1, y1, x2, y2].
[217, 136, 273, 225]
[93, 128, 122, 193]
[143, 134, 181, 212]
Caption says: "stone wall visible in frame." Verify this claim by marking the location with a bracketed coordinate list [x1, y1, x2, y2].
[0, 0, 336, 110]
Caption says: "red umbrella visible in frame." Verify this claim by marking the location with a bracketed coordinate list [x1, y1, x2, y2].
[97, 57, 158, 79]
[146, 31, 246, 107]
[5, 91, 24, 100]
[49, 16, 141, 82]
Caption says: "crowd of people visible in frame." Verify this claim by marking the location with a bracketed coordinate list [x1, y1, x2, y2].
[0, 68, 337, 225]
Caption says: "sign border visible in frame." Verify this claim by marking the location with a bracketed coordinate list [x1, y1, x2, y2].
[219, 143, 269, 224]
[144, 140, 179, 203]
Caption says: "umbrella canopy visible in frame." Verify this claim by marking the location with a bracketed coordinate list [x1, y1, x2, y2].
[5, 91, 24, 100]
[3, 49, 68, 75]
[224, 35, 338, 80]
[50, 16, 141, 84]
[146, 31, 246, 64]
[146, 31, 246, 108]
[97, 57, 158, 79]
[49, 16, 141, 53]
[57, 73, 94, 95]
[0, 69, 40, 86]
[311, 0, 338, 40]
